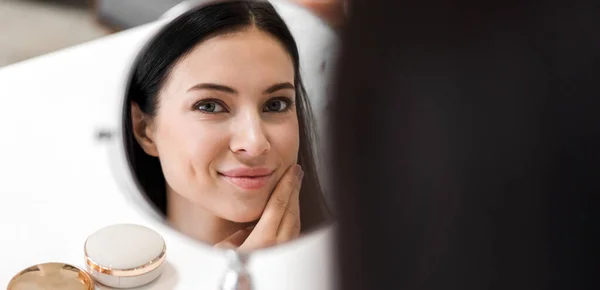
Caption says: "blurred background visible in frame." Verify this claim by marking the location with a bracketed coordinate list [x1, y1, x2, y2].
[0, 0, 186, 68]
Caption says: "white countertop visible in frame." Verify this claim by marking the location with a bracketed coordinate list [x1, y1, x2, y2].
[0, 2, 339, 289]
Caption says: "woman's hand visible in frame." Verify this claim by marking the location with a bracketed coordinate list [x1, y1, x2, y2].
[214, 164, 304, 251]
[294, 0, 348, 31]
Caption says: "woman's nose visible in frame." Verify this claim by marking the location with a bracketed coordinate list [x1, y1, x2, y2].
[230, 113, 271, 157]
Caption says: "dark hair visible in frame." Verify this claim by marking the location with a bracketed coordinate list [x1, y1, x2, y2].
[334, 0, 600, 289]
[123, 0, 330, 233]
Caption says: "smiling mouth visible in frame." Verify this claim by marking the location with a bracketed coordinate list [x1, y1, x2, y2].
[218, 173, 273, 190]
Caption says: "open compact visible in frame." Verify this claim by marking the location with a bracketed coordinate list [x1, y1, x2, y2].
[7, 223, 167, 290]
[7, 262, 94, 290]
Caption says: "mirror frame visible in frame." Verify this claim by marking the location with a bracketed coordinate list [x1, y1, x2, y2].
[101, 0, 341, 255]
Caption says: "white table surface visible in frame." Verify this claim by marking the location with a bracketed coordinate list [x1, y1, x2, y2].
[0, 1, 339, 289]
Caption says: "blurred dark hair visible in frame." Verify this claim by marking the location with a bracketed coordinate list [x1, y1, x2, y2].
[333, 0, 600, 289]
[123, 0, 330, 232]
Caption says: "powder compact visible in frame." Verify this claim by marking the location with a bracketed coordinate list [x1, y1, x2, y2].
[7, 223, 167, 290]
[84, 223, 167, 288]
[7, 262, 94, 290]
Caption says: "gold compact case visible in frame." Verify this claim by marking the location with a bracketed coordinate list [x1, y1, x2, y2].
[7, 262, 94, 290]
[84, 223, 167, 289]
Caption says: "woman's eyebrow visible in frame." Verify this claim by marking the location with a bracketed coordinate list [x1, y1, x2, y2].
[186, 82, 294, 94]
[264, 82, 295, 94]
[187, 83, 237, 94]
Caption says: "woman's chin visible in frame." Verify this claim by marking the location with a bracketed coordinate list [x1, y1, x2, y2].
[223, 207, 265, 224]
[220, 192, 272, 223]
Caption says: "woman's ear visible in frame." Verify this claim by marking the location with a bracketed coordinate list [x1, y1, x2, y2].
[131, 102, 159, 157]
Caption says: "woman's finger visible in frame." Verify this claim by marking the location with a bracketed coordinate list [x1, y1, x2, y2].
[277, 168, 303, 242]
[244, 164, 302, 244]
[214, 228, 253, 249]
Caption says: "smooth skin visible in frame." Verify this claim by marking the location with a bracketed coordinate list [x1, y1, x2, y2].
[213, 0, 347, 250]
[214, 0, 347, 250]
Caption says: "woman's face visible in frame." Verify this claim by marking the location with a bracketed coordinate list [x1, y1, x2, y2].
[137, 28, 299, 223]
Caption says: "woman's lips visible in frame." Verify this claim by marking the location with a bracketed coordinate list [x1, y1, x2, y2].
[220, 175, 272, 190]
[219, 168, 274, 190]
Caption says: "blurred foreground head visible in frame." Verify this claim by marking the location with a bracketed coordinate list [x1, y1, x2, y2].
[332, 1, 600, 289]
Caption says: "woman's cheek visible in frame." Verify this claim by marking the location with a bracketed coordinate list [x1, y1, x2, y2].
[187, 122, 229, 169]
[153, 121, 191, 186]
[275, 121, 300, 165]
[156, 117, 224, 193]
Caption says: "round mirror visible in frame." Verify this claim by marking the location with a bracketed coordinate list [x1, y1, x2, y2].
[107, 0, 341, 253]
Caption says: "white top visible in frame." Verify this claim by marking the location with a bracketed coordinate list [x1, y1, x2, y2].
[0, 1, 338, 290]
[85, 224, 166, 270]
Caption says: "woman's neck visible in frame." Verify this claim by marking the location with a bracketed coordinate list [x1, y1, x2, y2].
[165, 186, 248, 245]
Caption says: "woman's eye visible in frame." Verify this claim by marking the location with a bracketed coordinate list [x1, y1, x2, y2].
[196, 101, 226, 113]
[264, 98, 291, 112]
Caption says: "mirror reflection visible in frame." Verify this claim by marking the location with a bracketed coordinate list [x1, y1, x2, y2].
[122, 0, 338, 251]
